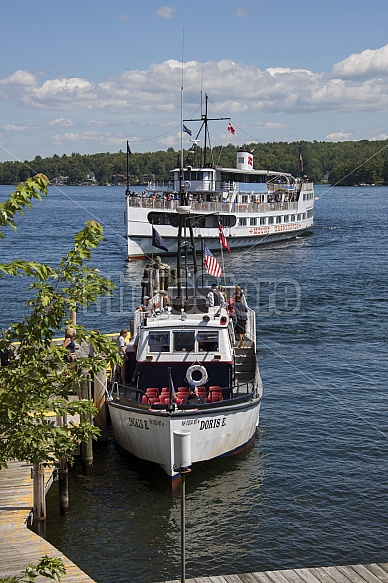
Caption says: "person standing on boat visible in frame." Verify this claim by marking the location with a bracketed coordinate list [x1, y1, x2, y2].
[125, 335, 138, 385]
[207, 284, 221, 307]
[116, 329, 128, 383]
[234, 296, 248, 348]
[138, 296, 153, 316]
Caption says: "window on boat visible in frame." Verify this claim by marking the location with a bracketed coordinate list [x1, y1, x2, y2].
[148, 332, 171, 352]
[291, 214, 296, 222]
[197, 331, 219, 352]
[276, 216, 282, 224]
[219, 215, 236, 227]
[250, 217, 257, 226]
[239, 218, 247, 226]
[148, 211, 183, 228]
[307, 209, 314, 218]
[268, 216, 274, 224]
[173, 331, 195, 352]
[297, 213, 302, 221]
[260, 217, 267, 225]
[284, 215, 289, 223]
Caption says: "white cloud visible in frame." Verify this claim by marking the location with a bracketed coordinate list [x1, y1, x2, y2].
[1, 46, 388, 157]
[235, 7, 250, 17]
[325, 131, 352, 142]
[2, 51, 388, 117]
[333, 44, 388, 78]
[48, 118, 74, 127]
[156, 6, 176, 18]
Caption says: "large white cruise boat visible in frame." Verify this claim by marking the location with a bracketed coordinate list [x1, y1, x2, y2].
[125, 96, 314, 260]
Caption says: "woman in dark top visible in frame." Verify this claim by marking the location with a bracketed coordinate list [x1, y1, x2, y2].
[64, 328, 77, 361]
[234, 296, 248, 348]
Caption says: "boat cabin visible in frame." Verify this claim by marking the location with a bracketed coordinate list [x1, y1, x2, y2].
[135, 306, 233, 393]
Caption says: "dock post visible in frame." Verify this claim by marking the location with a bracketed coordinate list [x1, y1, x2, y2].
[79, 374, 93, 474]
[173, 431, 192, 583]
[58, 455, 69, 514]
[32, 462, 46, 537]
[56, 414, 69, 514]
[94, 369, 107, 441]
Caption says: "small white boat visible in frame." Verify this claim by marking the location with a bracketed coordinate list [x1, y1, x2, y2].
[125, 95, 314, 260]
[107, 288, 263, 486]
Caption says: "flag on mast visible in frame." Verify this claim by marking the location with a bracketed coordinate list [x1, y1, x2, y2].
[152, 227, 168, 252]
[218, 222, 231, 252]
[183, 124, 192, 136]
[227, 122, 235, 135]
[204, 245, 222, 278]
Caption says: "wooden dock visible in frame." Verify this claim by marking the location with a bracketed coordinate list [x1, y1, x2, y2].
[0, 460, 96, 582]
[1, 462, 387, 583]
[165, 563, 388, 583]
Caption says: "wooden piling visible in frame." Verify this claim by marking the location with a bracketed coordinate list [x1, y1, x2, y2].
[78, 376, 93, 474]
[94, 369, 107, 441]
[32, 462, 46, 537]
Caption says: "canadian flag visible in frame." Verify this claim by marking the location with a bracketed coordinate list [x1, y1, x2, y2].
[248, 155, 253, 166]
[218, 222, 231, 252]
[227, 122, 235, 135]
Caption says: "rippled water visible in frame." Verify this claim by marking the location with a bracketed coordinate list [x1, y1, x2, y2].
[1, 183, 387, 582]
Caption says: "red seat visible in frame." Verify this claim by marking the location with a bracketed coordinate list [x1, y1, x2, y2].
[146, 387, 159, 396]
[178, 386, 189, 393]
[210, 392, 222, 402]
[197, 386, 206, 396]
[209, 385, 221, 391]
[142, 395, 158, 404]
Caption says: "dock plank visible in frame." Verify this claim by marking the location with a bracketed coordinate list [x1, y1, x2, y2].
[0, 461, 95, 583]
[166, 564, 388, 583]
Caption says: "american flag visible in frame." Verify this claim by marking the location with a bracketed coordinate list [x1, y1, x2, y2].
[204, 245, 222, 278]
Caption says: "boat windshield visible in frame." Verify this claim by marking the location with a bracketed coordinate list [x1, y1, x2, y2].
[173, 331, 195, 352]
[197, 331, 219, 352]
[148, 331, 170, 352]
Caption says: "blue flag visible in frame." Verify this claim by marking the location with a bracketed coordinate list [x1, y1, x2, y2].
[183, 124, 192, 136]
[152, 227, 168, 252]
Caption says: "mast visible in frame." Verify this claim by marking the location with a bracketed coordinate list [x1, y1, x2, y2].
[183, 94, 230, 169]
[176, 41, 199, 301]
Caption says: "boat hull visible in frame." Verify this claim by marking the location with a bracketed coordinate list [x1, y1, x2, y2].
[108, 396, 262, 481]
[127, 227, 311, 259]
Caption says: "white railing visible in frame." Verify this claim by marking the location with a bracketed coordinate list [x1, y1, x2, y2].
[127, 196, 300, 214]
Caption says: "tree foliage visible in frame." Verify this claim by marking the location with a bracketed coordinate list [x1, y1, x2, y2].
[0, 555, 66, 582]
[0, 140, 388, 186]
[0, 175, 120, 469]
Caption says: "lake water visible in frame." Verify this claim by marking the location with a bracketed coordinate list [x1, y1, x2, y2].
[1, 183, 387, 582]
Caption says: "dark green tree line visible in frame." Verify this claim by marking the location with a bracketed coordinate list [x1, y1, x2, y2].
[1, 140, 388, 186]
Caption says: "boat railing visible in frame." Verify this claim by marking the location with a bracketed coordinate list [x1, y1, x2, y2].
[126, 196, 299, 214]
[109, 379, 258, 406]
[242, 297, 256, 344]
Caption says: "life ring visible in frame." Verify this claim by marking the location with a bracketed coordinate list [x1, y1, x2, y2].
[183, 181, 191, 190]
[185, 364, 208, 387]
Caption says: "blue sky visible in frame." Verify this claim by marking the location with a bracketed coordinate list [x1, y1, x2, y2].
[1, 0, 388, 163]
